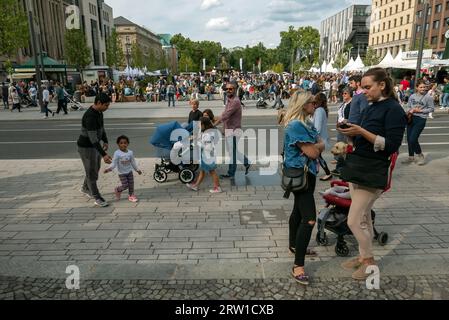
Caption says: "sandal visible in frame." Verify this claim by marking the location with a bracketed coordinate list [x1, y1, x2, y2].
[289, 247, 318, 256]
[291, 267, 310, 285]
[320, 174, 333, 182]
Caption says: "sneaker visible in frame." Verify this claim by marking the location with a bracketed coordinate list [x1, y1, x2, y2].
[439, 107, 446, 110]
[114, 187, 122, 201]
[417, 154, 426, 166]
[42, 116, 48, 119]
[341, 257, 363, 271]
[352, 263, 377, 281]
[94, 197, 109, 207]
[79, 188, 92, 199]
[128, 195, 139, 203]
[186, 183, 198, 191]
[209, 187, 223, 194]
[401, 157, 415, 164]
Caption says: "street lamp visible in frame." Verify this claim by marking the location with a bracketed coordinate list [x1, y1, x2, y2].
[416, 0, 430, 80]
[347, 46, 354, 62]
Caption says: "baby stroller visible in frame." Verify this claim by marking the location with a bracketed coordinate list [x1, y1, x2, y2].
[67, 95, 85, 111]
[150, 121, 199, 184]
[316, 153, 398, 257]
[256, 89, 270, 109]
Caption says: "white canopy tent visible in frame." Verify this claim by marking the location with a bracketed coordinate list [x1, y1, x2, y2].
[377, 50, 395, 68]
[352, 55, 365, 70]
[320, 61, 327, 73]
[325, 62, 338, 73]
[342, 58, 355, 72]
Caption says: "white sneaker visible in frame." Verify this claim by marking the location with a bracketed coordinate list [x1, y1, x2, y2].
[186, 183, 198, 191]
[417, 154, 426, 166]
[439, 107, 446, 110]
[42, 116, 48, 119]
[209, 187, 223, 194]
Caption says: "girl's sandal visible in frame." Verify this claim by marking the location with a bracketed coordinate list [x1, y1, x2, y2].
[291, 267, 310, 286]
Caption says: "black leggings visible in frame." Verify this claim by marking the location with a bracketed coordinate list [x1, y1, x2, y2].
[289, 173, 317, 267]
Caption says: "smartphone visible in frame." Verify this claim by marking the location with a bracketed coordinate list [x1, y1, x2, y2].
[338, 123, 351, 129]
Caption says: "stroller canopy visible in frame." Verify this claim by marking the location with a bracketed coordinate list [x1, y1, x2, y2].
[150, 121, 184, 150]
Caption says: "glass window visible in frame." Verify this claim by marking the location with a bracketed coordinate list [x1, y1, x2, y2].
[433, 20, 440, 29]
[402, 2, 405, 11]
[436, 4, 442, 13]
[399, 31, 402, 40]
[417, 11, 422, 18]
[425, 23, 429, 31]
[407, 14, 410, 23]
[431, 36, 438, 45]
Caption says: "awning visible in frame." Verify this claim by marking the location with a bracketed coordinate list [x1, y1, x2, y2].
[11, 73, 36, 79]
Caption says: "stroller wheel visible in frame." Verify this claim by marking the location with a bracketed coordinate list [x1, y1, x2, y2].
[378, 232, 389, 246]
[316, 233, 329, 246]
[179, 169, 195, 184]
[335, 243, 350, 257]
[153, 170, 168, 183]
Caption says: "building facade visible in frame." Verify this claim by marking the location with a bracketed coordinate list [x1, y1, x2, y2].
[114, 16, 164, 68]
[0, 0, 113, 82]
[413, 0, 449, 57]
[78, 0, 114, 67]
[320, 5, 371, 63]
[369, 0, 416, 58]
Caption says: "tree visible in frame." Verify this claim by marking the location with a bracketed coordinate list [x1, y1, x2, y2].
[178, 55, 196, 72]
[363, 47, 381, 67]
[0, 0, 29, 78]
[106, 29, 124, 68]
[64, 29, 92, 70]
[412, 38, 432, 50]
[130, 43, 144, 68]
[271, 63, 284, 74]
[334, 52, 348, 70]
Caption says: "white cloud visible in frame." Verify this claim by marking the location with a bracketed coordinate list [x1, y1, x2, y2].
[206, 17, 231, 30]
[201, 0, 222, 10]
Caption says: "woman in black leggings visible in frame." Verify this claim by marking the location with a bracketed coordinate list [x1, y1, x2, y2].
[283, 92, 324, 285]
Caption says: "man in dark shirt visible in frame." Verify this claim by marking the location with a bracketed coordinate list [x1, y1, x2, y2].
[1, 82, 9, 110]
[188, 99, 202, 123]
[77, 93, 112, 207]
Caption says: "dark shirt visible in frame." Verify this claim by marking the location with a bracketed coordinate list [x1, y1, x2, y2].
[354, 98, 407, 161]
[77, 107, 108, 156]
[1, 85, 8, 99]
[188, 110, 203, 123]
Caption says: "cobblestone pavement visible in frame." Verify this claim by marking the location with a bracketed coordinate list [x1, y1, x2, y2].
[1, 154, 449, 300]
[1, 275, 449, 300]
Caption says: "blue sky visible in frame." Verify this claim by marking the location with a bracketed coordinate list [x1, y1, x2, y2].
[107, 0, 371, 48]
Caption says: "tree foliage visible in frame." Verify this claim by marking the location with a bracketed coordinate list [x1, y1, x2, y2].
[130, 43, 144, 68]
[170, 25, 320, 74]
[363, 47, 381, 67]
[64, 29, 92, 70]
[106, 29, 124, 68]
[0, 0, 29, 58]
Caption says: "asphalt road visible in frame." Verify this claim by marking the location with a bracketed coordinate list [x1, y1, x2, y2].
[0, 113, 448, 159]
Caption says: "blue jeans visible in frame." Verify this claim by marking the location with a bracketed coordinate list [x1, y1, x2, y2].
[407, 116, 426, 157]
[443, 93, 449, 107]
[168, 94, 175, 107]
[225, 135, 249, 177]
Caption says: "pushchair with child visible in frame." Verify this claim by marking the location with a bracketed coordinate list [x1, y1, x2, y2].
[150, 121, 199, 184]
[316, 153, 398, 257]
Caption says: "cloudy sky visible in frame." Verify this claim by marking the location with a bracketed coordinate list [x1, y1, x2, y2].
[106, 0, 371, 48]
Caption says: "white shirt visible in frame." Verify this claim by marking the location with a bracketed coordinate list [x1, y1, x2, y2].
[107, 149, 140, 175]
[43, 89, 50, 102]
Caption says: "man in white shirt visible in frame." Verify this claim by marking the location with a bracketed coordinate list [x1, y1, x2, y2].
[42, 85, 54, 119]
